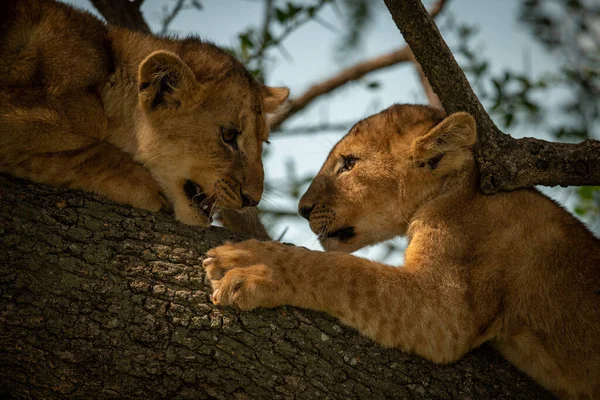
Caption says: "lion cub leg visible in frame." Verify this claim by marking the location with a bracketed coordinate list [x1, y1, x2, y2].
[217, 208, 271, 239]
[0, 88, 167, 212]
[10, 142, 167, 212]
[204, 240, 483, 364]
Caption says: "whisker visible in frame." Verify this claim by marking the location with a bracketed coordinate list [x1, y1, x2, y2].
[209, 198, 219, 220]
[190, 190, 208, 202]
[194, 194, 213, 209]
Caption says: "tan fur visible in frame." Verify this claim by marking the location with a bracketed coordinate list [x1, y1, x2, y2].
[216, 208, 271, 240]
[0, 0, 289, 226]
[204, 104, 600, 399]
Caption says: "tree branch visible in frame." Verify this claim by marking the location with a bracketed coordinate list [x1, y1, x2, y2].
[90, 0, 150, 33]
[255, 0, 275, 77]
[0, 175, 553, 399]
[485, 137, 600, 191]
[269, 0, 448, 129]
[383, 0, 600, 193]
[273, 121, 354, 135]
[269, 47, 413, 128]
[382, 0, 498, 137]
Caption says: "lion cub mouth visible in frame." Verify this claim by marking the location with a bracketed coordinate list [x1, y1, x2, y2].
[183, 179, 215, 221]
[327, 226, 356, 242]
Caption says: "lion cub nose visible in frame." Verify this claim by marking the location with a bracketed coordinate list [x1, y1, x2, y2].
[299, 204, 315, 221]
[241, 194, 259, 208]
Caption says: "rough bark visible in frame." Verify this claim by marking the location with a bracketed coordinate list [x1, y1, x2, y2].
[90, 0, 150, 33]
[383, 0, 600, 194]
[0, 175, 554, 399]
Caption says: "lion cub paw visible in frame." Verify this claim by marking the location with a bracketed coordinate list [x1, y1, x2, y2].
[204, 240, 264, 277]
[141, 190, 170, 213]
[204, 262, 275, 310]
[123, 170, 170, 213]
[203, 240, 292, 310]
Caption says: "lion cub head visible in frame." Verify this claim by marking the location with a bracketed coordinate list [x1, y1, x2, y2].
[299, 104, 476, 252]
[134, 44, 288, 226]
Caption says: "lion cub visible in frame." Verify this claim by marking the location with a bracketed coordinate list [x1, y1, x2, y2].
[0, 0, 288, 226]
[204, 104, 600, 398]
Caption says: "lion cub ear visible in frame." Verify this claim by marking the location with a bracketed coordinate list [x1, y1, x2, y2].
[261, 86, 290, 114]
[138, 50, 200, 111]
[410, 112, 477, 170]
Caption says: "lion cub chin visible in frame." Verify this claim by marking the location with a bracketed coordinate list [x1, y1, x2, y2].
[205, 104, 600, 398]
[0, 0, 289, 227]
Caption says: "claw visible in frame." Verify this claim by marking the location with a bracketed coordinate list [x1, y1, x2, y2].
[211, 289, 220, 303]
[202, 257, 214, 267]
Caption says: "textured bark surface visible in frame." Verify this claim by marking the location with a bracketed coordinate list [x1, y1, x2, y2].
[0, 175, 554, 399]
[383, 0, 600, 194]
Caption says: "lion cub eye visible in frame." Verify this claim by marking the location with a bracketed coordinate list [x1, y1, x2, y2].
[221, 126, 240, 150]
[339, 156, 358, 173]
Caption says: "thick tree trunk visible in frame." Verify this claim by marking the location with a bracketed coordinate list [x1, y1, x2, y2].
[0, 175, 554, 399]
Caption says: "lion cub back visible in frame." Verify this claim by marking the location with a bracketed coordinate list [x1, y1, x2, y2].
[0, 0, 113, 167]
[0, 0, 111, 94]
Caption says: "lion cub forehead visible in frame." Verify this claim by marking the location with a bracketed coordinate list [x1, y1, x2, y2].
[348, 104, 445, 137]
[353, 103, 443, 135]
[331, 104, 446, 157]
[379, 104, 446, 133]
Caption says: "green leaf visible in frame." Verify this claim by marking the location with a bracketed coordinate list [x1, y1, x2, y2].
[239, 33, 254, 49]
[492, 78, 503, 96]
[275, 8, 287, 23]
[458, 24, 476, 39]
[577, 186, 600, 200]
[574, 206, 587, 216]
[473, 62, 488, 77]
[522, 100, 539, 114]
[263, 30, 273, 46]
[286, 2, 303, 19]
[503, 113, 514, 127]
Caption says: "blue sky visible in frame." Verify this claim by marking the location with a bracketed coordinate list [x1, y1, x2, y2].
[66, 0, 571, 262]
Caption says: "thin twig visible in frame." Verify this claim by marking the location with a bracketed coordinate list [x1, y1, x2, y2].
[273, 121, 354, 135]
[256, 0, 275, 76]
[247, 0, 332, 63]
[407, 50, 442, 109]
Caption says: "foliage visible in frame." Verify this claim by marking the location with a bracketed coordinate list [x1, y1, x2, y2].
[233, 1, 334, 80]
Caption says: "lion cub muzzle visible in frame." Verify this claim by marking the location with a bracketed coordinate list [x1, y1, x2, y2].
[299, 195, 356, 247]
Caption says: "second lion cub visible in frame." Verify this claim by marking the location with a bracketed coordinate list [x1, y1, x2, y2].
[204, 104, 600, 398]
[0, 0, 288, 226]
